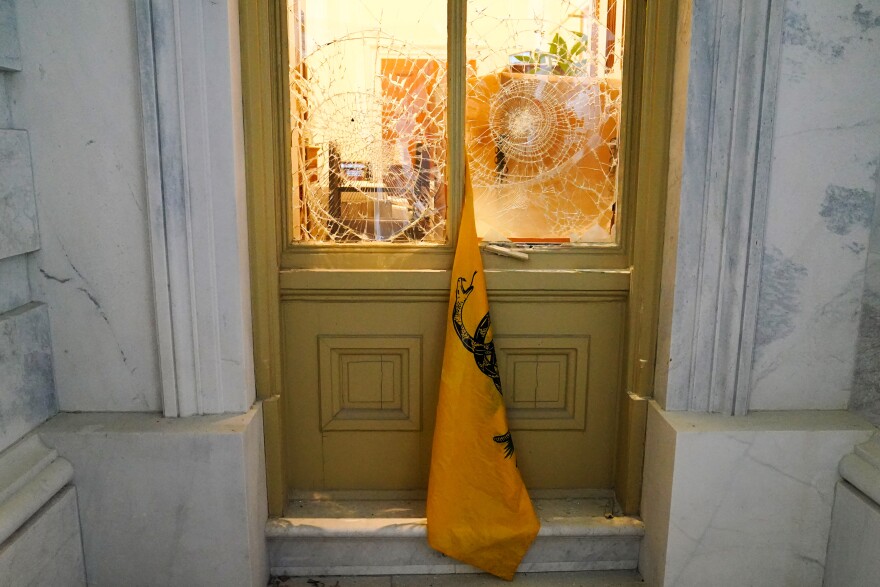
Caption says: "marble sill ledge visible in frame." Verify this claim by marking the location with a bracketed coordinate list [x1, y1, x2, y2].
[657, 406, 876, 433]
[38, 409, 258, 435]
[267, 515, 644, 540]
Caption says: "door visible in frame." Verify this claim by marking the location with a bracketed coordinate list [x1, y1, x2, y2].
[271, 0, 649, 494]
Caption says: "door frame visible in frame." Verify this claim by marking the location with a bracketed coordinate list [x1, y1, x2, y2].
[239, 0, 679, 516]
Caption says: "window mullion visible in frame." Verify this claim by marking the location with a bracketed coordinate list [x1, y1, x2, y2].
[447, 0, 466, 246]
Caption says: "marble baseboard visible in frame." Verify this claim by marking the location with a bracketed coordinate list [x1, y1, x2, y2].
[0, 302, 57, 454]
[38, 406, 268, 587]
[0, 130, 38, 260]
[0, 485, 86, 587]
[824, 481, 880, 587]
[639, 403, 875, 587]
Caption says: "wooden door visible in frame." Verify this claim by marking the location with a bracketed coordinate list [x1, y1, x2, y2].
[241, 0, 664, 507]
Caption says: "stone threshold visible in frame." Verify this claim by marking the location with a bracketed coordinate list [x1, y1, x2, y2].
[266, 492, 644, 577]
[268, 569, 645, 585]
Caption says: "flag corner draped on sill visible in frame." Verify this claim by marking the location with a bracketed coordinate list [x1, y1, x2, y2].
[426, 161, 540, 581]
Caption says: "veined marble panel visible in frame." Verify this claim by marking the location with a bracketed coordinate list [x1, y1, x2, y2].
[751, 0, 880, 410]
[851, 253, 880, 425]
[9, 0, 161, 411]
[38, 406, 268, 586]
[639, 404, 874, 587]
[0, 303, 56, 454]
[0, 257, 28, 315]
[0, 486, 86, 586]
[0, 130, 38, 260]
[851, 107, 880, 425]
[0, 74, 11, 127]
[0, 0, 20, 72]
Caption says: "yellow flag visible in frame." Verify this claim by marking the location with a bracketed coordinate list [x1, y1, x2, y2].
[426, 163, 540, 580]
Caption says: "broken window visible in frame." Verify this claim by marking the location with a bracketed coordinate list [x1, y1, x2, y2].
[466, 1, 623, 243]
[288, 0, 448, 243]
[288, 1, 623, 245]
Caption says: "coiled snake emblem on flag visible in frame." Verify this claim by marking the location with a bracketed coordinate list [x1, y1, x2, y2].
[452, 271, 515, 459]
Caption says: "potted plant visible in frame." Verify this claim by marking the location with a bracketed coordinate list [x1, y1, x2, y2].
[509, 31, 589, 76]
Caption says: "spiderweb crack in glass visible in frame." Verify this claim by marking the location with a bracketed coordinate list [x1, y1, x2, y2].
[291, 26, 448, 243]
[478, 78, 582, 183]
[466, 1, 623, 242]
[288, 0, 623, 244]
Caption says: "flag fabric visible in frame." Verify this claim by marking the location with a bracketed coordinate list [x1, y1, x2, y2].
[426, 163, 540, 581]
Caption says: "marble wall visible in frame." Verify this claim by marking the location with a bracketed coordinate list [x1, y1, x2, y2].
[639, 404, 875, 587]
[0, 53, 72, 571]
[750, 0, 880, 410]
[0, 0, 20, 72]
[0, 56, 57, 456]
[0, 257, 27, 314]
[0, 129, 38, 259]
[0, 82, 32, 316]
[851, 187, 880, 425]
[7, 0, 162, 412]
[0, 303, 56, 454]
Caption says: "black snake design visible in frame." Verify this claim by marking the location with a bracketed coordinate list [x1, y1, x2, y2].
[452, 271, 514, 458]
[452, 271, 502, 394]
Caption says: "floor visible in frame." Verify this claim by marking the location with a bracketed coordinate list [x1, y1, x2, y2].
[268, 571, 644, 586]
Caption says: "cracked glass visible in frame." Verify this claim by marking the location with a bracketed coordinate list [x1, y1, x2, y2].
[289, 0, 448, 243]
[288, 1, 623, 245]
[467, 1, 623, 243]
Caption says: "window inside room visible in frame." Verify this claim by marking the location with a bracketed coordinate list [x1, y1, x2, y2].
[288, 0, 624, 244]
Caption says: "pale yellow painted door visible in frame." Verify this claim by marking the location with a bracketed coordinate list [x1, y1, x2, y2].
[279, 0, 635, 493]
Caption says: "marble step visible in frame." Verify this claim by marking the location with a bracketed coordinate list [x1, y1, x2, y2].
[269, 570, 644, 586]
[266, 493, 644, 577]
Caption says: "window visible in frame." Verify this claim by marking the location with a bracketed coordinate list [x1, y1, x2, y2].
[287, 0, 625, 245]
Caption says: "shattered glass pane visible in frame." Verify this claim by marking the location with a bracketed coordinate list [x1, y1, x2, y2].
[288, 0, 448, 243]
[467, 1, 623, 243]
[288, 1, 624, 245]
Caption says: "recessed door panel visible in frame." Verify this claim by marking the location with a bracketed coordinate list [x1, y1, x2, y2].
[282, 296, 446, 490]
[282, 286, 624, 490]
